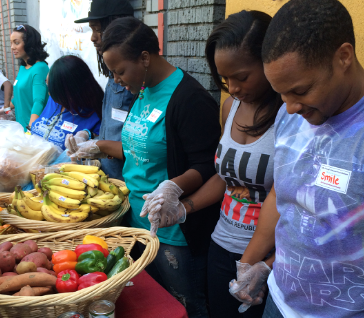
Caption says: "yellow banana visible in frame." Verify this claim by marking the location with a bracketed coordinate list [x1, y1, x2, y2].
[67, 204, 91, 214]
[95, 209, 113, 217]
[43, 178, 86, 191]
[41, 205, 89, 223]
[93, 192, 114, 200]
[97, 169, 106, 176]
[87, 174, 101, 181]
[45, 185, 86, 200]
[16, 198, 43, 221]
[48, 190, 81, 209]
[87, 194, 122, 211]
[94, 189, 105, 197]
[35, 183, 42, 194]
[42, 191, 89, 223]
[60, 164, 100, 174]
[49, 201, 67, 212]
[30, 195, 44, 202]
[90, 206, 99, 213]
[60, 171, 99, 188]
[23, 195, 43, 211]
[120, 186, 130, 196]
[87, 186, 99, 197]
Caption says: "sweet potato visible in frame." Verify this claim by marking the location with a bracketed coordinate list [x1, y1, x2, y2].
[10, 244, 32, 262]
[2, 272, 18, 276]
[18, 285, 35, 296]
[0, 272, 56, 293]
[0, 242, 13, 252]
[21, 252, 49, 269]
[36, 267, 56, 276]
[37, 247, 53, 261]
[13, 286, 53, 296]
[23, 240, 38, 253]
[0, 251, 16, 272]
[16, 262, 37, 275]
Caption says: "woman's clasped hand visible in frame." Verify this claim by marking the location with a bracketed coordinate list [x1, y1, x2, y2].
[140, 180, 186, 237]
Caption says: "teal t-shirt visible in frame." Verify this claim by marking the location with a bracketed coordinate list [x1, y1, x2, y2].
[123, 68, 187, 246]
[12, 62, 49, 131]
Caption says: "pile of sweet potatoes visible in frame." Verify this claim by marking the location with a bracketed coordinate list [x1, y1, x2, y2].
[0, 240, 56, 296]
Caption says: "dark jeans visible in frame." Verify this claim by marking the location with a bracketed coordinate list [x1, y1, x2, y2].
[133, 241, 209, 318]
[262, 292, 284, 318]
[207, 240, 267, 318]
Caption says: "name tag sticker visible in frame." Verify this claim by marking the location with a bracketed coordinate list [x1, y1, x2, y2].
[14, 80, 18, 86]
[315, 164, 351, 194]
[61, 121, 78, 132]
[147, 109, 163, 123]
[112, 108, 128, 122]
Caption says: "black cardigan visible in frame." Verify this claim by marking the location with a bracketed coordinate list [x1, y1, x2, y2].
[129, 71, 221, 256]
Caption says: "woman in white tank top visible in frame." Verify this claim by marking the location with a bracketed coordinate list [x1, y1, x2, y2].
[141, 10, 283, 318]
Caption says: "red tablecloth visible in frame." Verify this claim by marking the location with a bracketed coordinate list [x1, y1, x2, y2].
[115, 270, 189, 318]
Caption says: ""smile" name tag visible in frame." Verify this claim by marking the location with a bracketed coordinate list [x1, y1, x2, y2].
[315, 164, 351, 194]
[61, 121, 78, 132]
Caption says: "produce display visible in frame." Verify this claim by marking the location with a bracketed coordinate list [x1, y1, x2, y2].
[4, 164, 129, 223]
[0, 235, 130, 296]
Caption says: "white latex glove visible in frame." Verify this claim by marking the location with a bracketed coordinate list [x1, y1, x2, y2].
[73, 139, 108, 159]
[229, 261, 271, 313]
[65, 131, 90, 156]
[140, 180, 186, 237]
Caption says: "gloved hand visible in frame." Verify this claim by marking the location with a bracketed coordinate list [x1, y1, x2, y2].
[65, 131, 90, 156]
[229, 261, 271, 313]
[140, 180, 186, 237]
[72, 139, 108, 159]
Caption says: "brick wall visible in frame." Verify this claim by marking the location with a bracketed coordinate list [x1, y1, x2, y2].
[0, 0, 226, 101]
[0, 0, 28, 81]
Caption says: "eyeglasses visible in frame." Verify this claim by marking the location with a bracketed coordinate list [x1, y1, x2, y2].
[15, 25, 26, 31]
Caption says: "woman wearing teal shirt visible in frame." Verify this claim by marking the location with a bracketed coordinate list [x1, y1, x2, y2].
[68, 17, 221, 318]
[10, 24, 49, 131]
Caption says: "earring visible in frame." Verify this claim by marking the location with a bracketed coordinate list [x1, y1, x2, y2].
[139, 68, 147, 100]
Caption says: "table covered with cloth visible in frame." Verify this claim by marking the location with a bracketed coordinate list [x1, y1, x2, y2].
[115, 270, 189, 318]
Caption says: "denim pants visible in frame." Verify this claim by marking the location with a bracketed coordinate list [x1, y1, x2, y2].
[262, 292, 284, 318]
[207, 240, 267, 318]
[135, 241, 209, 318]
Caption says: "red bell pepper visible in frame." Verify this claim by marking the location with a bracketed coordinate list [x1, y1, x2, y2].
[77, 271, 107, 290]
[102, 248, 109, 257]
[56, 269, 79, 293]
[75, 243, 109, 258]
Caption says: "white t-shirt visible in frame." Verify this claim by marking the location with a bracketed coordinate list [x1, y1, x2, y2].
[270, 96, 364, 318]
[0, 71, 9, 108]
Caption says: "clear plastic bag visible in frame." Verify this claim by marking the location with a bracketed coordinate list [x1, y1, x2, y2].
[0, 109, 15, 121]
[0, 120, 61, 192]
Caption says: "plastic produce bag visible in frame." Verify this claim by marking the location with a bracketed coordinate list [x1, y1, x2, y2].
[0, 108, 15, 121]
[0, 120, 61, 192]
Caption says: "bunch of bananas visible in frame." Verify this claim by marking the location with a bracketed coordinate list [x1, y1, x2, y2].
[6, 164, 129, 224]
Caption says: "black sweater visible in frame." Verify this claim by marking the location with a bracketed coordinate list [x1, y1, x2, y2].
[129, 71, 221, 256]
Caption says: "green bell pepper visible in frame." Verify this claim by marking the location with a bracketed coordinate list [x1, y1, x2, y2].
[75, 250, 107, 275]
[105, 246, 125, 274]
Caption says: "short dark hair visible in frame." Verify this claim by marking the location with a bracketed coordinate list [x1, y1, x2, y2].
[13, 24, 49, 66]
[262, 0, 355, 67]
[97, 14, 133, 77]
[101, 17, 160, 61]
[48, 55, 104, 119]
[205, 10, 282, 137]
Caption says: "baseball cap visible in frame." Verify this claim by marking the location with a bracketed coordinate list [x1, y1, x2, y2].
[74, 0, 134, 23]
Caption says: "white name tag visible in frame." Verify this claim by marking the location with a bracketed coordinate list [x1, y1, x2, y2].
[14, 80, 18, 86]
[61, 121, 78, 132]
[147, 108, 163, 123]
[315, 164, 351, 194]
[112, 108, 128, 122]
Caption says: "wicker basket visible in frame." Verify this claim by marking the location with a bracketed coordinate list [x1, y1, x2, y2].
[0, 227, 159, 318]
[0, 179, 130, 232]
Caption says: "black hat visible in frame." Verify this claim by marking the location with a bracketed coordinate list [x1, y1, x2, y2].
[74, 0, 134, 23]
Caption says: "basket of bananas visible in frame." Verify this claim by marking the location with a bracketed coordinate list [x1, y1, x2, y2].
[0, 164, 130, 232]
